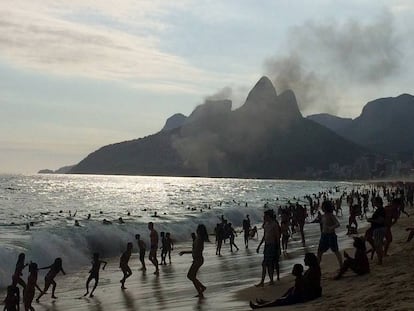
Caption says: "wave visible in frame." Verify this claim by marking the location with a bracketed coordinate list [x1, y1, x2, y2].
[0, 206, 264, 288]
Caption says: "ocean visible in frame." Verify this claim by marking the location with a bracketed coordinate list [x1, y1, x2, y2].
[0, 174, 360, 310]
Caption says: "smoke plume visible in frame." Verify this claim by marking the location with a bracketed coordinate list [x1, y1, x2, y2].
[265, 12, 402, 115]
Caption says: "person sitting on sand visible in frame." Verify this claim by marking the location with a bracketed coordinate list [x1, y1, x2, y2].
[303, 253, 322, 301]
[334, 237, 369, 280]
[84, 253, 107, 297]
[250, 264, 305, 309]
[179, 224, 209, 298]
[4, 284, 20, 311]
[36, 258, 66, 302]
[119, 242, 133, 289]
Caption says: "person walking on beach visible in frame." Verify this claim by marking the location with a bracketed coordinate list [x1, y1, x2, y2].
[256, 209, 281, 287]
[317, 201, 343, 270]
[160, 232, 167, 265]
[179, 224, 209, 298]
[135, 234, 146, 271]
[148, 222, 160, 275]
[281, 220, 290, 253]
[36, 258, 66, 302]
[120, 242, 133, 289]
[243, 215, 251, 249]
[165, 232, 174, 264]
[215, 223, 224, 255]
[84, 253, 107, 297]
[24, 263, 42, 311]
[367, 196, 386, 265]
[228, 223, 239, 252]
[384, 198, 401, 256]
[12, 253, 28, 291]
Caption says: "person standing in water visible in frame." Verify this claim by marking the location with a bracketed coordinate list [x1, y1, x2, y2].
[119, 242, 133, 289]
[135, 234, 146, 271]
[84, 253, 107, 297]
[148, 222, 159, 275]
[179, 224, 209, 298]
[36, 258, 66, 302]
[24, 262, 42, 311]
[243, 215, 251, 249]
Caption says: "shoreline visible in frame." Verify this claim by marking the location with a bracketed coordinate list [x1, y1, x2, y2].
[235, 211, 414, 310]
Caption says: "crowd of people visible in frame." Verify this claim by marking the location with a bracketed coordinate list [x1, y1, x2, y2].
[3, 182, 414, 310]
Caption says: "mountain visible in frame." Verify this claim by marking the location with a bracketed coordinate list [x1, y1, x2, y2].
[307, 113, 353, 132]
[337, 94, 414, 156]
[161, 113, 187, 132]
[38, 165, 75, 174]
[69, 76, 367, 178]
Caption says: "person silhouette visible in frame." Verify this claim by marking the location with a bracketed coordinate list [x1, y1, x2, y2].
[120, 242, 133, 289]
[179, 224, 209, 298]
[84, 253, 107, 297]
[36, 258, 66, 302]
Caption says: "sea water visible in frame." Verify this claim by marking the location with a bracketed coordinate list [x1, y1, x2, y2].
[0, 174, 360, 310]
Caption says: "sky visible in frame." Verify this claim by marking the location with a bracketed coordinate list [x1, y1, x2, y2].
[1, 0, 414, 174]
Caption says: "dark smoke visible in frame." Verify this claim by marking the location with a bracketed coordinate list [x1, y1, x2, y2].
[265, 12, 401, 115]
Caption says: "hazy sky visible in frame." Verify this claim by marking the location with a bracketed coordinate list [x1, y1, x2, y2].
[1, 0, 413, 174]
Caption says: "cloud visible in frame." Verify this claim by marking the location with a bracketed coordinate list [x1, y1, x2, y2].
[264, 12, 403, 116]
[0, 0, 227, 94]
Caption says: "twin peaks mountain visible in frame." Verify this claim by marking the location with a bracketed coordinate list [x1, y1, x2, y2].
[70, 76, 367, 179]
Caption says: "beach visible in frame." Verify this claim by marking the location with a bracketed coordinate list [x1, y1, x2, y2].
[3, 174, 410, 310]
[236, 212, 414, 311]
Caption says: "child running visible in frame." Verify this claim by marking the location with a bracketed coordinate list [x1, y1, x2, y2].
[179, 224, 209, 298]
[84, 253, 107, 297]
[12, 253, 28, 291]
[36, 258, 66, 302]
[120, 242, 133, 289]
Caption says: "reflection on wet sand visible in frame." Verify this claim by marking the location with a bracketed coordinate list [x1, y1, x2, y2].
[121, 290, 138, 311]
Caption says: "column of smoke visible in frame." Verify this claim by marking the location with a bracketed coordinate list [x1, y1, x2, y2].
[265, 12, 401, 116]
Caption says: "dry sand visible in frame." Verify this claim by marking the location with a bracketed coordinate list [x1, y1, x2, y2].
[236, 214, 414, 311]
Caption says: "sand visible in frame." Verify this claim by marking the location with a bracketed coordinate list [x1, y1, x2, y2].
[236, 214, 414, 311]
